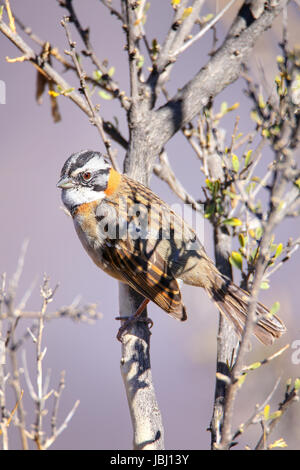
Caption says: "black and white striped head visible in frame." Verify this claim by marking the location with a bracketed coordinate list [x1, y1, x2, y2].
[57, 150, 112, 211]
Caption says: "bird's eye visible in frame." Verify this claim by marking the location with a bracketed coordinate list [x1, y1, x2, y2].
[82, 171, 92, 181]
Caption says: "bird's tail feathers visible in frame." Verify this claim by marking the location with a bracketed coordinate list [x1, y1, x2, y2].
[207, 274, 286, 345]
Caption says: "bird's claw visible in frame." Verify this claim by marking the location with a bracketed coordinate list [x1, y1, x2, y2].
[115, 315, 153, 342]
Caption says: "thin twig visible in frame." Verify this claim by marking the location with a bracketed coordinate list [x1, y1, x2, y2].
[99, 0, 125, 22]
[61, 16, 119, 171]
[153, 150, 203, 213]
[171, 0, 237, 58]
[264, 237, 300, 280]
[125, 1, 139, 107]
[255, 380, 300, 449]
[0, 16, 127, 149]
[59, 0, 129, 110]
[233, 377, 281, 442]
[242, 344, 290, 374]
[44, 399, 80, 449]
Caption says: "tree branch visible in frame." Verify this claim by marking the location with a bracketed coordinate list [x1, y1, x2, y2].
[150, 0, 289, 154]
[61, 16, 119, 170]
[171, 0, 238, 59]
[58, 0, 130, 110]
[0, 16, 128, 149]
[117, 1, 165, 450]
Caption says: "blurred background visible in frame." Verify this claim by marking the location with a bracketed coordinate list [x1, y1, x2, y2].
[0, 0, 299, 450]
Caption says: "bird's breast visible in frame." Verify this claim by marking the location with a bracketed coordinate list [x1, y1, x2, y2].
[72, 201, 122, 280]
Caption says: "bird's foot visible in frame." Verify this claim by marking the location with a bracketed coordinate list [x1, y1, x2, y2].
[115, 298, 152, 342]
[115, 315, 153, 342]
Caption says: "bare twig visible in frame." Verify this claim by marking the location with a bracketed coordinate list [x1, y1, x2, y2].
[264, 237, 300, 280]
[99, 0, 124, 23]
[44, 399, 80, 449]
[171, 0, 238, 58]
[61, 16, 119, 171]
[149, 0, 205, 98]
[125, 1, 139, 109]
[59, 0, 129, 110]
[0, 242, 96, 449]
[233, 377, 282, 442]
[43, 370, 80, 449]
[255, 379, 300, 450]
[0, 16, 127, 148]
[153, 150, 203, 212]
[34, 277, 57, 448]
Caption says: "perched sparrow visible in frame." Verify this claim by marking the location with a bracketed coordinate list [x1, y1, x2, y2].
[57, 150, 286, 344]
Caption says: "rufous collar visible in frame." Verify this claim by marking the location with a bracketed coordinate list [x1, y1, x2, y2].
[104, 167, 122, 196]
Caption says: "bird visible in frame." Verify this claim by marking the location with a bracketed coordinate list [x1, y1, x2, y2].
[57, 150, 286, 344]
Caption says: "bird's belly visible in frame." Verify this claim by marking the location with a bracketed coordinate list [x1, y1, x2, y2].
[73, 218, 122, 280]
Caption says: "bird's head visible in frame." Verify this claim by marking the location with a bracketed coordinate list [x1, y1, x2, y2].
[57, 150, 120, 211]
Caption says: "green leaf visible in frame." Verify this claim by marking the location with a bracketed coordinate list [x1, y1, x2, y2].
[269, 410, 282, 420]
[258, 93, 266, 109]
[249, 245, 258, 260]
[238, 233, 246, 247]
[237, 373, 247, 388]
[229, 251, 243, 271]
[270, 301, 280, 316]
[220, 101, 228, 115]
[222, 218, 242, 227]
[294, 178, 300, 190]
[62, 87, 75, 95]
[248, 361, 261, 371]
[212, 180, 220, 198]
[204, 201, 215, 219]
[182, 7, 193, 19]
[48, 90, 60, 98]
[250, 110, 262, 125]
[98, 90, 113, 100]
[202, 13, 214, 22]
[227, 102, 240, 112]
[205, 178, 214, 192]
[244, 149, 253, 167]
[294, 378, 300, 391]
[215, 198, 224, 215]
[269, 438, 287, 449]
[260, 281, 270, 290]
[255, 226, 263, 239]
[108, 66, 115, 77]
[137, 54, 144, 69]
[232, 154, 240, 173]
[271, 125, 280, 136]
[264, 404, 270, 420]
[275, 242, 283, 258]
[93, 70, 102, 80]
[262, 128, 270, 138]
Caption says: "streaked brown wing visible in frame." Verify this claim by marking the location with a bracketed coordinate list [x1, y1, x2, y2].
[103, 239, 187, 321]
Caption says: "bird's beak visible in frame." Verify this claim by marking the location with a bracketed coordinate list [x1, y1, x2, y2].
[57, 176, 74, 189]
